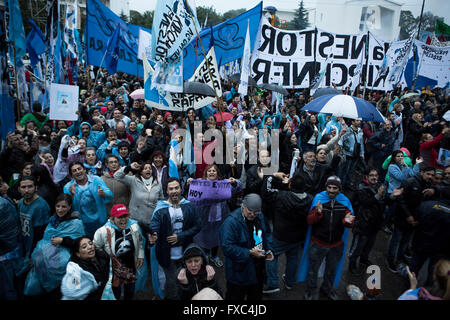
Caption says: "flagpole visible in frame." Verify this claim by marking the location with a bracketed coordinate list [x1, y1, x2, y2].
[187, 10, 224, 126]
[412, 0, 426, 91]
[12, 44, 22, 122]
[363, 31, 370, 99]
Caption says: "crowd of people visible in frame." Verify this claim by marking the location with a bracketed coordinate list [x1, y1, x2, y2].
[0, 67, 449, 301]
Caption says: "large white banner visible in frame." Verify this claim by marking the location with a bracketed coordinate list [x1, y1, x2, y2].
[49, 83, 79, 120]
[144, 47, 222, 111]
[251, 16, 391, 90]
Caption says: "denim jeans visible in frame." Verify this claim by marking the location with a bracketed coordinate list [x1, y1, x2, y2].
[306, 242, 343, 294]
[162, 259, 183, 300]
[266, 238, 302, 288]
[387, 226, 413, 265]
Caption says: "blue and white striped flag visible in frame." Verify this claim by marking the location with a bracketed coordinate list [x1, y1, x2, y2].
[168, 139, 181, 178]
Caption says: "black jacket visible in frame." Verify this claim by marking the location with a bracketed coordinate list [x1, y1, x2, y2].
[261, 176, 313, 243]
[70, 249, 110, 300]
[412, 199, 450, 257]
[177, 244, 221, 300]
[353, 180, 385, 235]
[294, 162, 334, 196]
[396, 174, 434, 230]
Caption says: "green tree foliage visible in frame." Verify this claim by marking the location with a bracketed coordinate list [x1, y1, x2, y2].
[399, 10, 444, 40]
[223, 9, 246, 21]
[129, 10, 154, 29]
[287, 0, 310, 30]
[196, 6, 223, 27]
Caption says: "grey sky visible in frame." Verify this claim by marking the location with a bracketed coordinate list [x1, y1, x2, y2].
[129, 0, 450, 23]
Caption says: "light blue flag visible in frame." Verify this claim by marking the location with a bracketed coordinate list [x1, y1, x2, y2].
[143, 52, 172, 110]
[8, 0, 26, 60]
[104, 25, 121, 75]
[151, 0, 201, 63]
[168, 139, 180, 179]
[182, 2, 262, 79]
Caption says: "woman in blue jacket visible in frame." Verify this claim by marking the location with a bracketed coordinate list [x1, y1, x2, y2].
[24, 194, 85, 299]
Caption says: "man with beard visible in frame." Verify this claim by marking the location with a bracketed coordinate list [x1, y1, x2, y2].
[298, 176, 355, 300]
[294, 150, 336, 196]
[149, 178, 200, 300]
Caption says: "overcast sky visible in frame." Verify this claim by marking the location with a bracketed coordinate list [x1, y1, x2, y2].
[129, 0, 450, 23]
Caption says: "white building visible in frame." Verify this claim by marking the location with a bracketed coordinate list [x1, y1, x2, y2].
[101, 0, 130, 19]
[263, 0, 403, 42]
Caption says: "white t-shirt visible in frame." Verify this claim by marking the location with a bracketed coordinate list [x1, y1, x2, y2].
[169, 206, 183, 260]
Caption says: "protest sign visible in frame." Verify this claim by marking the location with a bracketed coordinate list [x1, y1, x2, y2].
[151, 0, 200, 63]
[182, 2, 262, 79]
[251, 16, 390, 90]
[170, 47, 222, 110]
[49, 83, 79, 121]
[138, 28, 152, 61]
[144, 47, 222, 111]
[187, 179, 232, 202]
[151, 60, 184, 93]
[403, 41, 450, 89]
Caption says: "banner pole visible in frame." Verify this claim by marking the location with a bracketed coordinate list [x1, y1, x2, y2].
[187, 10, 224, 126]
[363, 31, 370, 99]
[12, 44, 22, 122]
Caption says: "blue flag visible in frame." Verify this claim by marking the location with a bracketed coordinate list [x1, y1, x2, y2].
[0, 12, 16, 139]
[8, 0, 26, 61]
[26, 20, 46, 67]
[104, 25, 121, 75]
[86, 0, 152, 77]
[182, 2, 262, 79]
[54, 23, 63, 83]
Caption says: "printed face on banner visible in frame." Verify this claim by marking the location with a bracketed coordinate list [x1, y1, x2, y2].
[49, 83, 79, 121]
[251, 16, 390, 90]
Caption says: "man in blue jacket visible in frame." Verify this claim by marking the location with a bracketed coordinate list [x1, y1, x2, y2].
[149, 177, 200, 300]
[219, 193, 274, 300]
[64, 162, 113, 238]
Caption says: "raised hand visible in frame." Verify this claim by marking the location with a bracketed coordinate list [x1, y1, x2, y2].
[97, 185, 105, 198]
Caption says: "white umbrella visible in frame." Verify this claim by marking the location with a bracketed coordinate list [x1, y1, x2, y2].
[130, 89, 145, 100]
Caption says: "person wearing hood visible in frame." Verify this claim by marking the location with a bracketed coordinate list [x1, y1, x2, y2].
[261, 172, 313, 294]
[23, 194, 85, 299]
[176, 243, 221, 300]
[67, 121, 106, 150]
[96, 128, 121, 164]
[93, 204, 144, 300]
[149, 177, 200, 300]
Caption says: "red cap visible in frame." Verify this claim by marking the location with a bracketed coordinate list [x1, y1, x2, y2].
[110, 204, 130, 218]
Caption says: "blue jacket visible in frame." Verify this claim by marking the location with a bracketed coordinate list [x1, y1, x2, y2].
[63, 175, 113, 237]
[150, 199, 200, 268]
[219, 208, 273, 286]
[67, 121, 106, 149]
[96, 139, 121, 164]
[387, 163, 420, 194]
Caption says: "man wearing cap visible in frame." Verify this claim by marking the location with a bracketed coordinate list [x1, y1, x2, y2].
[219, 193, 274, 300]
[298, 176, 354, 300]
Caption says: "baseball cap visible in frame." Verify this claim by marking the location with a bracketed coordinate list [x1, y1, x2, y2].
[110, 204, 130, 218]
[242, 194, 262, 212]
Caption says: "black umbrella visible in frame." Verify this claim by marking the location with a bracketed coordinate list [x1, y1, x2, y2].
[258, 83, 289, 95]
[229, 73, 258, 86]
[312, 87, 343, 98]
[183, 81, 215, 97]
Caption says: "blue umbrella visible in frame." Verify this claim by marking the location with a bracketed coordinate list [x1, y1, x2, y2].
[301, 94, 385, 123]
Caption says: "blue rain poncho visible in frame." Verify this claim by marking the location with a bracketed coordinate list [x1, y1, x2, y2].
[24, 216, 85, 295]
